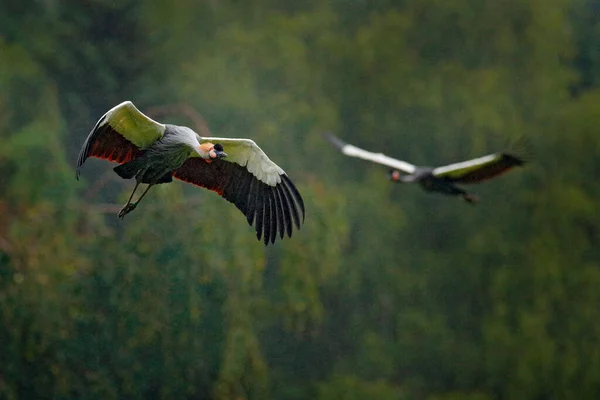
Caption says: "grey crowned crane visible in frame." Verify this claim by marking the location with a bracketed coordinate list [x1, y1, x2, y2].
[76, 101, 305, 244]
[326, 133, 528, 204]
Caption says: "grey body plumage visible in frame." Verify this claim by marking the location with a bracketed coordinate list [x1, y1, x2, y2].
[114, 125, 194, 184]
[392, 167, 471, 199]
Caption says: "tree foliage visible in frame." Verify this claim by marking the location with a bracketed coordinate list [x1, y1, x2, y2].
[1, 0, 599, 399]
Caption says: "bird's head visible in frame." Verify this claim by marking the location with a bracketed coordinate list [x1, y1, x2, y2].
[199, 142, 227, 159]
[389, 169, 403, 182]
[209, 143, 227, 159]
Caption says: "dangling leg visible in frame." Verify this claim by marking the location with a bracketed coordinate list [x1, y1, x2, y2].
[462, 193, 478, 204]
[134, 184, 153, 206]
[448, 186, 478, 205]
[435, 181, 478, 205]
[446, 184, 478, 205]
[117, 184, 154, 219]
[118, 181, 141, 218]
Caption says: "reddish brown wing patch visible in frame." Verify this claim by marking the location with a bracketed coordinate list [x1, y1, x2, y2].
[175, 173, 224, 196]
[452, 154, 524, 184]
[88, 125, 143, 164]
[76, 119, 144, 179]
[172, 158, 230, 196]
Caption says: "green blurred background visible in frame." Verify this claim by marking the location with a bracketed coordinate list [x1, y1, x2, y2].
[1, 1, 599, 399]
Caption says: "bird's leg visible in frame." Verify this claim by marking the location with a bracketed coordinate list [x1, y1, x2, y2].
[118, 184, 154, 218]
[462, 193, 479, 205]
[117, 181, 141, 219]
[118, 184, 155, 219]
[132, 184, 154, 207]
[436, 182, 478, 205]
[453, 187, 478, 205]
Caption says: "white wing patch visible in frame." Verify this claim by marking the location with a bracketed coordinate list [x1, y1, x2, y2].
[200, 137, 285, 186]
[99, 101, 166, 149]
[432, 153, 501, 178]
[342, 144, 417, 174]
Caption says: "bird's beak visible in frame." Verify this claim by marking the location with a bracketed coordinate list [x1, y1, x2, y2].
[215, 150, 227, 159]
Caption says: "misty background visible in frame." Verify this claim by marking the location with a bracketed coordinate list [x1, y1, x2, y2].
[1, 0, 599, 399]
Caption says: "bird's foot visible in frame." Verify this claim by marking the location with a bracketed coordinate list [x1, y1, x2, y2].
[463, 194, 478, 205]
[117, 202, 137, 219]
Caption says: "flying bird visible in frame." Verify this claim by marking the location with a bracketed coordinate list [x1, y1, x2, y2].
[325, 133, 527, 204]
[76, 101, 305, 244]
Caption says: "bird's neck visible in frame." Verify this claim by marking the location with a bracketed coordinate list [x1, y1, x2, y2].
[146, 126, 197, 168]
[196, 142, 214, 159]
[164, 124, 201, 153]
[399, 174, 418, 183]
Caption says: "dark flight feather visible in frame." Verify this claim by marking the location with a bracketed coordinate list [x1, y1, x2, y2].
[172, 158, 303, 243]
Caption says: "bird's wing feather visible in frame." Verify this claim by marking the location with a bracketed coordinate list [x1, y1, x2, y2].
[76, 101, 166, 178]
[172, 158, 305, 245]
[432, 153, 525, 183]
[198, 137, 285, 186]
[325, 133, 416, 174]
[98, 101, 166, 148]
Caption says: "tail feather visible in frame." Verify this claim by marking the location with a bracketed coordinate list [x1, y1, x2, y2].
[114, 159, 144, 180]
[157, 172, 173, 184]
[506, 136, 533, 163]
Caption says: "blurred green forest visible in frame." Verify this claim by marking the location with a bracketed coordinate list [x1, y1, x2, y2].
[1, 0, 600, 399]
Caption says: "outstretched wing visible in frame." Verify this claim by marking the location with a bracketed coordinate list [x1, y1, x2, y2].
[432, 153, 525, 184]
[196, 137, 287, 186]
[76, 101, 166, 179]
[325, 133, 416, 174]
[173, 140, 305, 245]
